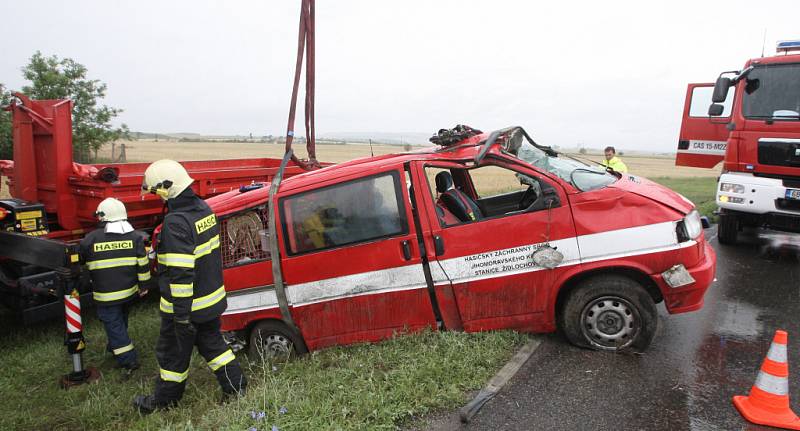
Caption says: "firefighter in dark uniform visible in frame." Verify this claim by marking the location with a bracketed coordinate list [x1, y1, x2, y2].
[134, 159, 247, 414]
[79, 197, 151, 372]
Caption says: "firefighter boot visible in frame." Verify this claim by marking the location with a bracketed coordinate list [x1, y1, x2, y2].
[221, 387, 246, 404]
[116, 360, 140, 370]
[218, 366, 247, 404]
[220, 378, 248, 404]
[132, 394, 175, 415]
[119, 361, 140, 381]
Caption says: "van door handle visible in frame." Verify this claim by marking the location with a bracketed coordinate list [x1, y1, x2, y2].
[401, 240, 412, 260]
[434, 235, 445, 256]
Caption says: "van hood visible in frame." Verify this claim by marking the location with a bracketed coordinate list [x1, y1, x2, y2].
[608, 174, 695, 215]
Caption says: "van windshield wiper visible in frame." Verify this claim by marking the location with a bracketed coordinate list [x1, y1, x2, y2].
[559, 152, 606, 168]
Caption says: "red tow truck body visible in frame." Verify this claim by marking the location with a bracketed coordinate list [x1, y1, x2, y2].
[208, 127, 716, 353]
[0, 94, 307, 322]
[677, 41, 800, 243]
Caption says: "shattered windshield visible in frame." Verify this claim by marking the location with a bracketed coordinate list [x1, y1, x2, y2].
[511, 140, 617, 191]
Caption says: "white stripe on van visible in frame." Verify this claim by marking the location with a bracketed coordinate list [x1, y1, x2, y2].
[226, 287, 279, 315]
[223, 220, 696, 316]
[287, 264, 428, 306]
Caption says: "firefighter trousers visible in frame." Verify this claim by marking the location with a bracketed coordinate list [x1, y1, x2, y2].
[153, 316, 246, 404]
[95, 303, 137, 368]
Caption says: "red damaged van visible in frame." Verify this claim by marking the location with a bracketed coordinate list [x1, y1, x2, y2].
[204, 126, 716, 356]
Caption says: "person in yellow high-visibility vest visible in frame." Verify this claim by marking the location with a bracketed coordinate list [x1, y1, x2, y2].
[602, 146, 628, 173]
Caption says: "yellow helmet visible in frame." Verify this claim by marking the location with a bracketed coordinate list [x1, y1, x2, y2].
[142, 159, 194, 200]
[96, 197, 128, 222]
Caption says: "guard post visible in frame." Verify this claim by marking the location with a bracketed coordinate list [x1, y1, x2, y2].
[58, 244, 100, 388]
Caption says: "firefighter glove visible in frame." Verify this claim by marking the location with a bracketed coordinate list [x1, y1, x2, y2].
[139, 280, 154, 297]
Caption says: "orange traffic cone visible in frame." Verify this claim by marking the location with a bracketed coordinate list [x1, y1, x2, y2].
[733, 329, 800, 430]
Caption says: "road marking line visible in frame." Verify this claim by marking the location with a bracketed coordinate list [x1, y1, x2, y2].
[459, 336, 543, 423]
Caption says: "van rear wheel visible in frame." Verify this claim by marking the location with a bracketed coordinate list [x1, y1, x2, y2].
[248, 320, 308, 360]
[560, 275, 657, 352]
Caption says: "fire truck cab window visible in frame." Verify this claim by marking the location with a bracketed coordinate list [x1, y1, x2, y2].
[742, 63, 800, 120]
[690, 85, 734, 118]
[282, 172, 407, 254]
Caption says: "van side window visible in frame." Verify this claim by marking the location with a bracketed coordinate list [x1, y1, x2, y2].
[282, 172, 407, 255]
[219, 206, 271, 268]
[426, 164, 557, 226]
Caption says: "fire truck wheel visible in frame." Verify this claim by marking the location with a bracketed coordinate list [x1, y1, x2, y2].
[717, 213, 738, 245]
[560, 274, 657, 352]
[248, 320, 308, 360]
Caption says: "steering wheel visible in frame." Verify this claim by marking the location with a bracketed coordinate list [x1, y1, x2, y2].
[519, 185, 539, 210]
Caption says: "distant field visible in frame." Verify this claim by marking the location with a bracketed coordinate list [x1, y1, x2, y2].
[98, 139, 402, 164]
[100, 139, 720, 177]
[617, 154, 719, 178]
[94, 140, 719, 208]
[5, 141, 719, 208]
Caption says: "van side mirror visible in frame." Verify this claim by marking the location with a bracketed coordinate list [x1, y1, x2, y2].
[708, 103, 725, 116]
[712, 77, 732, 103]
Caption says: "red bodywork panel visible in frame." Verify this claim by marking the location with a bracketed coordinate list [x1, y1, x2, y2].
[676, 83, 730, 169]
[726, 54, 800, 177]
[676, 54, 800, 176]
[212, 132, 716, 353]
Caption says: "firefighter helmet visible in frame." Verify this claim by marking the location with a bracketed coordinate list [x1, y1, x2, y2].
[95, 197, 128, 222]
[142, 159, 194, 200]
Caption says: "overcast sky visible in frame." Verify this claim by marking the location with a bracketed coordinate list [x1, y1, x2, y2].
[1, 0, 798, 151]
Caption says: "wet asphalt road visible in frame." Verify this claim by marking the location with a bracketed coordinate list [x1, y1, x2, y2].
[428, 227, 800, 431]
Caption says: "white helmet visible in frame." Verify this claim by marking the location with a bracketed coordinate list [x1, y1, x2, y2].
[142, 159, 194, 200]
[96, 197, 128, 222]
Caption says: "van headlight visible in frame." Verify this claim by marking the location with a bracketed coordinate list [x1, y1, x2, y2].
[683, 210, 703, 240]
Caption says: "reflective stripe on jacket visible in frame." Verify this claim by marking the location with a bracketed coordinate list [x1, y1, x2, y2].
[79, 228, 150, 306]
[157, 189, 226, 322]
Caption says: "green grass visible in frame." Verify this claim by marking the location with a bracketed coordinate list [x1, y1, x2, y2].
[0, 175, 717, 430]
[0, 299, 526, 430]
[650, 176, 718, 220]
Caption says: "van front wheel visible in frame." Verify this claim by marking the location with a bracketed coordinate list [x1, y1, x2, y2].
[560, 275, 657, 352]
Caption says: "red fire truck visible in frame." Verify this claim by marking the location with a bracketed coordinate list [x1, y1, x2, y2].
[0, 94, 308, 323]
[677, 40, 800, 244]
[204, 126, 716, 355]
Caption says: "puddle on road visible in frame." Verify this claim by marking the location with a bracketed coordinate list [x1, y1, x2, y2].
[758, 231, 800, 261]
[677, 228, 800, 430]
[713, 301, 762, 339]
